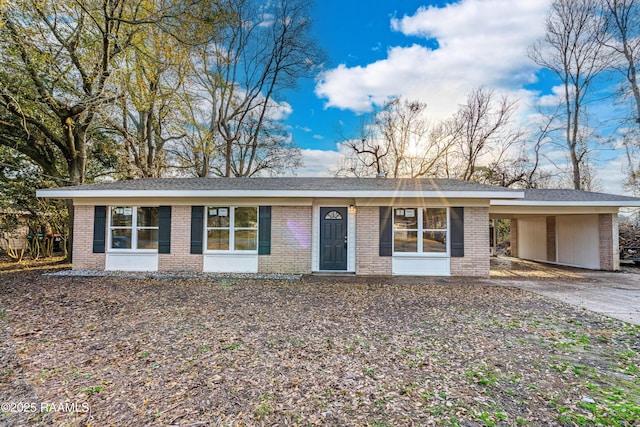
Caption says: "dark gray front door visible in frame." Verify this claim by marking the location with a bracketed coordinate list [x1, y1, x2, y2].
[320, 207, 348, 271]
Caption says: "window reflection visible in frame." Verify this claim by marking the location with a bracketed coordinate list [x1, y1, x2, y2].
[393, 207, 448, 254]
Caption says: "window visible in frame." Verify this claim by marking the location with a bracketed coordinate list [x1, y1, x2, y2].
[422, 208, 447, 253]
[109, 206, 159, 250]
[324, 210, 343, 220]
[206, 206, 258, 252]
[393, 207, 448, 254]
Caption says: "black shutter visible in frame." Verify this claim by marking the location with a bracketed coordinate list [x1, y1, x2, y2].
[93, 206, 106, 253]
[158, 206, 171, 254]
[190, 206, 204, 254]
[450, 207, 464, 257]
[258, 206, 272, 255]
[379, 206, 393, 256]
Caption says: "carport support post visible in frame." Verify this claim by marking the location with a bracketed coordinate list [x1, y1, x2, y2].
[546, 216, 556, 263]
[510, 219, 518, 258]
[599, 213, 620, 271]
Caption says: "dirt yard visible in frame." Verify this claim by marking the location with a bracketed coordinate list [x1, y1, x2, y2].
[0, 265, 639, 426]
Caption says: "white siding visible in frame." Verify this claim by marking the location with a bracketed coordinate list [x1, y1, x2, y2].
[203, 254, 258, 273]
[556, 214, 600, 269]
[348, 207, 356, 272]
[106, 253, 158, 271]
[392, 256, 450, 276]
[517, 217, 547, 261]
[311, 205, 319, 272]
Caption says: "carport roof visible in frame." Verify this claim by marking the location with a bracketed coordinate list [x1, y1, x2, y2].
[492, 188, 640, 207]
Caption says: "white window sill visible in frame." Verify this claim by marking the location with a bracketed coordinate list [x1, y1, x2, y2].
[107, 249, 159, 253]
[204, 251, 259, 255]
[392, 253, 450, 257]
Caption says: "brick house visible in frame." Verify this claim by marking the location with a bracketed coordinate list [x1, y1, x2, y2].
[36, 178, 640, 276]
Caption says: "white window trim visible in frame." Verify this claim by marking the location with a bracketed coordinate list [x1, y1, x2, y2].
[107, 206, 159, 253]
[204, 206, 259, 254]
[393, 207, 450, 257]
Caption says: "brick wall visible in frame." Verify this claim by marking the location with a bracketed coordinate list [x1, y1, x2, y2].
[546, 216, 556, 262]
[355, 206, 392, 275]
[450, 206, 490, 277]
[158, 206, 203, 272]
[72, 203, 496, 277]
[258, 206, 312, 274]
[599, 213, 620, 271]
[72, 205, 105, 270]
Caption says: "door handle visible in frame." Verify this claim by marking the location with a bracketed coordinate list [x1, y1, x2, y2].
[344, 236, 348, 248]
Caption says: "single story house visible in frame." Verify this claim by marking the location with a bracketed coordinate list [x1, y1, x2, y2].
[36, 178, 640, 276]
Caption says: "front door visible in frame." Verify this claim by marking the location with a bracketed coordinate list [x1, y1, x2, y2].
[320, 207, 348, 271]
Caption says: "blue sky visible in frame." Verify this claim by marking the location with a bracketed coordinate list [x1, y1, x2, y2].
[285, 0, 466, 150]
[279, 0, 630, 194]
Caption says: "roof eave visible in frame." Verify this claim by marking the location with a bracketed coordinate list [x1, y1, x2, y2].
[36, 189, 525, 200]
[491, 200, 640, 207]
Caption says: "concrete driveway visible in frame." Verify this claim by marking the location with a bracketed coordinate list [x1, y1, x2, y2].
[491, 257, 640, 325]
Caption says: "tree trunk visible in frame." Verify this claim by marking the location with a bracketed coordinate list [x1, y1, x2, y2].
[570, 148, 581, 190]
[224, 139, 232, 177]
[571, 85, 582, 190]
[626, 49, 640, 125]
[65, 125, 87, 262]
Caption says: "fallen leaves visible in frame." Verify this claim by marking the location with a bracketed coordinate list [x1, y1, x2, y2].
[0, 271, 638, 426]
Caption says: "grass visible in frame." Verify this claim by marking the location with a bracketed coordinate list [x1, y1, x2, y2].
[465, 364, 500, 387]
[82, 385, 105, 395]
[254, 393, 276, 420]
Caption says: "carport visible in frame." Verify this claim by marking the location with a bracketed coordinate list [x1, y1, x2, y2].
[490, 189, 640, 271]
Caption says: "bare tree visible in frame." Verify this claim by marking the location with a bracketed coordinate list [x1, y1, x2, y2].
[176, 0, 321, 177]
[475, 116, 560, 189]
[168, 83, 220, 177]
[336, 98, 452, 178]
[377, 98, 449, 178]
[106, 24, 191, 178]
[443, 87, 524, 182]
[603, 0, 640, 126]
[529, 0, 613, 189]
[523, 105, 564, 188]
[335, 115, 388, 177]
[600, 0, 640, 193]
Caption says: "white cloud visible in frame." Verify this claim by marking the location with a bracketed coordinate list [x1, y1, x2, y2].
[291, 149, 342, 176]
[537, 85, 567, 107]
[596, 154, 629, 194]
[258, 13, 275, 28]
[270, 100, 292, 121]
[315, 0, 553, 119]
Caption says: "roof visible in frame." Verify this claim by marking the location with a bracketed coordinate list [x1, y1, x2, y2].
[523, 188, 640, 202]
[36, 177, 523, 200]
[36, 178, 640, 207]
[491, 188, 640, 207]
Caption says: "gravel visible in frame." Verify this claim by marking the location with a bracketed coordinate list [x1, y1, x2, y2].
[43, 270, 302, 281]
